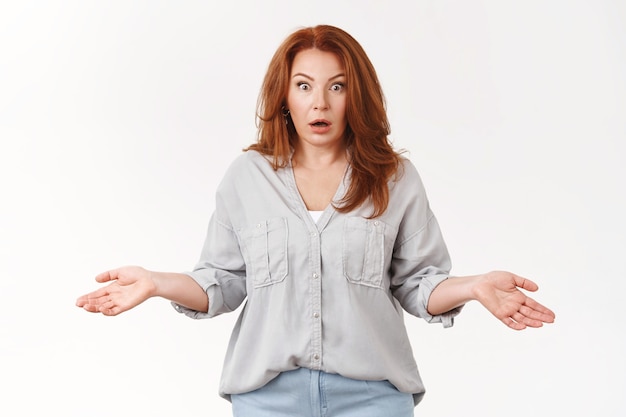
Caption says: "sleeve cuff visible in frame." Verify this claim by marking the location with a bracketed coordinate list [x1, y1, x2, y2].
[170, 271, 224, 319]
[418, 275, 464, 328]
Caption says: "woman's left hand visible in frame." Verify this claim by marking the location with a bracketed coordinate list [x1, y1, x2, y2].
[473, 271, 556, 330]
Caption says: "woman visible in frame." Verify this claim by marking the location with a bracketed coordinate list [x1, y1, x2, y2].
[76, 25, 555, 417]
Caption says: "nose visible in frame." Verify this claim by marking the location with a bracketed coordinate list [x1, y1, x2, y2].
[313, 89, 329, 111]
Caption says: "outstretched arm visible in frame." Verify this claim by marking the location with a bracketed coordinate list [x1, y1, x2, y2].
[427, 271, 555, 330]
[75, 266, 208, 316]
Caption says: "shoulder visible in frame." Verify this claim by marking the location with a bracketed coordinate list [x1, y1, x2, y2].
[229, 149, 271, 168]
[222, 150, 274, 178]
[217, 150, 280, 195]
[393, 156, 425, 189]
[384, 156, 432, 214]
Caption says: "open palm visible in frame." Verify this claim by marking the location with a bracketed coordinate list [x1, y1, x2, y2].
[474, 271, 555, 330]
[75, 266, 156, 316]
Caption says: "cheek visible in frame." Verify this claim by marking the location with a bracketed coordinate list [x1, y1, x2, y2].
[287, 96, 304, 116]
[288, 107, 307, 130]
[336, 99, 348, 123]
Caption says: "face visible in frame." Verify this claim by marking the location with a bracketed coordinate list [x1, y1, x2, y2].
[286, 48, 348, 151]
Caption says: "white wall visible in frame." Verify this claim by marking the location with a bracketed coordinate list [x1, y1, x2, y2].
[1, 1, 624, 416]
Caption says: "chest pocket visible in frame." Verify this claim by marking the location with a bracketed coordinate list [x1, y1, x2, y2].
[342, 217, 393, 288]
[238, 217, 289, 288]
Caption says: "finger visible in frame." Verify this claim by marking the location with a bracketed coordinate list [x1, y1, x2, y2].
[83, 287, 110, 301]
[81, 302, 102, 313]
[99, 299, 120, 316]
[513, 274, 539, 292]
[519, 304, 554, 323]
[75, 295, 88, 307]
[95, 269, 118, 283]
[518, 305, 551, 324]
[524, 297, 556, 322]
[512, 311, 543, 328]
[80, 296, 109, 313]
[76, 287, 109, 307]
[97, 296, 113, 311]
[501, 316, 526, 331]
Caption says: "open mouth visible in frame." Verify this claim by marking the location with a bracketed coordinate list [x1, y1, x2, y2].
[310, 120, 331, 127]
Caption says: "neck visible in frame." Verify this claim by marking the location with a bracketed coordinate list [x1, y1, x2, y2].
[292, 142, 347, 170]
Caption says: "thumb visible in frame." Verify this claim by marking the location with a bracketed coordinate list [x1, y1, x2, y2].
[513, 274, 539, 292]
[95, 269, 118, 283]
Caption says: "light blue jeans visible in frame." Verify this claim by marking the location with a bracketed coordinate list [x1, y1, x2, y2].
[231, 368, 415, 417]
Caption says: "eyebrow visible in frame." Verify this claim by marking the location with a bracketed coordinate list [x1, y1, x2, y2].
[291, 72, 346, 81]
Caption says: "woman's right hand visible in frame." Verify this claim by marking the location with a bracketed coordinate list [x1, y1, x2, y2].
[75, 266, 157, 316]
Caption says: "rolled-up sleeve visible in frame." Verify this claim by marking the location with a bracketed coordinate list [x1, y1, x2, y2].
[390, 212, 462, 328]
[172, 213, 247, 319]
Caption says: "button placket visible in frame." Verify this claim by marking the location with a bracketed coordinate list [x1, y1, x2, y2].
[309, 223, 323, 369]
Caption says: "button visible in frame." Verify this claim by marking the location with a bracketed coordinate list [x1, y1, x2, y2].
[313, 273, 318, 279]
[256, 223, 262, 228]
[310, 232, 317, 236]
[313, 312, 319, 318]
[313, 354, 320, 360]
[374, 221, 379, 226]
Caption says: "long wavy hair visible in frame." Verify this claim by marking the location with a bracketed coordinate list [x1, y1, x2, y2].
[245, 25, 403, 218]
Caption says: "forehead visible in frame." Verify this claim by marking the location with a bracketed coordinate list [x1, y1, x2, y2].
[290, 48, 344, 76]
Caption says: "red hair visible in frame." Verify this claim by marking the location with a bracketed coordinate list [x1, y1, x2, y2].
[245, 25, 403, 218]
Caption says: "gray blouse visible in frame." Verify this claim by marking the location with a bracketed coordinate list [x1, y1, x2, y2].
[173, 150, 461, 405]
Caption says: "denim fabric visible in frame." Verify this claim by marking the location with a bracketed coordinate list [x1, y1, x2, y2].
[231, 368, 414, 417]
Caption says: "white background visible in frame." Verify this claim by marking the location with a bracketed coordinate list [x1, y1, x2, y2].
[1, 1, 624, 416]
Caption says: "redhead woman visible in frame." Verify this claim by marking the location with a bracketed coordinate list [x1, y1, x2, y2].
[76, 25, 555, 417]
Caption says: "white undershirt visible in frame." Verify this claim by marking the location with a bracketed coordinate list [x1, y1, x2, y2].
[309, 210, 323, 222]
